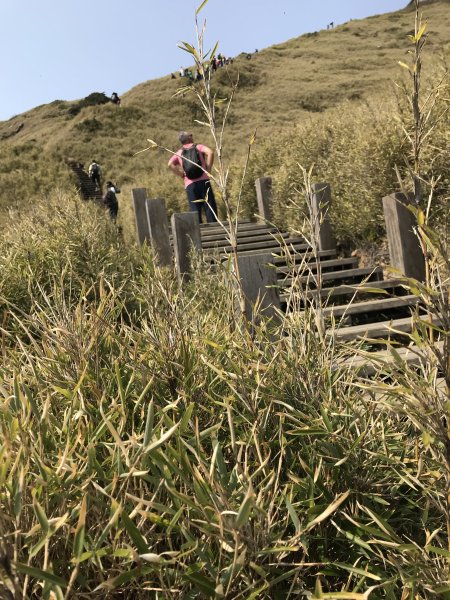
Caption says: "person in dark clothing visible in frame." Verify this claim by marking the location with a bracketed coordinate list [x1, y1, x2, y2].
[111, 92, 121, 106]
[88, 160, 102, 191]
[103, 181, 120, 220]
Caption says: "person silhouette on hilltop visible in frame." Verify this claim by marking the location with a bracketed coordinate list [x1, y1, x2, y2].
[111, 92, 121, 106]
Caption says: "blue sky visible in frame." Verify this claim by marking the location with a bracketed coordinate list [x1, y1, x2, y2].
[0, 0, 407, 122]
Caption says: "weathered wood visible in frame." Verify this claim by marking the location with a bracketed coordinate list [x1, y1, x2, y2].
[382, 192, 425, 282]
[281, 278, 405, 303]
[279, 266, 384, 288]
[132, 188, 151, 245]
[337, 341, 444, 378]
[205, 237, 309, 255]
[235, 253, 281, 323]
[276, 256, 359, 275]
[171, 212, 202, 282]
[200, 226, 278, 243]
[320, 294, 419, 318]
[202, 231, 291, 249]
[333, 314, 440, 341]
[255, 177, 273, 222]
[311, 183, 336, 251]
[145, 198, 172, 267]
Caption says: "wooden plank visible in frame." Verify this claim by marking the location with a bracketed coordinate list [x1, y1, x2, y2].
[199, 219, 251, 230]
[338, 341, 444, 377]
[145, 198, 172, 267]
[202, 231, 292, 249]
[382, 192, 425, 282]
[235, 253, 280, 323]
[132, 188, 150, 245]
[320, 294, 420, 318]
[276, 256, 358, 275]
[206, 238, 309, 255]
[279, 266, 384, 288]
[281, 278, 405, 303]
[200, 226, 278, 242]
[333, 314, 441, 341]
[311, 182, 336, 251]
[255, 177, 273, 222]
[171, 212, 202, 283]
[272, 249, 337, 265]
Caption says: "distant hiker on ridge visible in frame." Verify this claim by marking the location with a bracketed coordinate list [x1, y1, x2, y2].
[111, 92, 121, 106]
[88, 160, 102, 191]
[103, 180, 120, 220]
[168, 131, 217, 224]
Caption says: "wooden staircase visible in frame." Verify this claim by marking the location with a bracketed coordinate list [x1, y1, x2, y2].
[67, 160, 102, 201]
[131, 183, 444, 381]
[198, 220, 440, 360]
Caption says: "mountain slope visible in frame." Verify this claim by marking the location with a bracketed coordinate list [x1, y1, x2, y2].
[0, 0, 449, 234]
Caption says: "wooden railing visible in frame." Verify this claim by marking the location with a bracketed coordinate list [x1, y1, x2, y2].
[131, 179, 428, 344]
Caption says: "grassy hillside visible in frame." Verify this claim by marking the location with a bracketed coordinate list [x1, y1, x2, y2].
[0, 0, 449, 242]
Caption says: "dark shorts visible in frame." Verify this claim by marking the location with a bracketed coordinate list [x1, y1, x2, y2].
[185, 179, 217, 223]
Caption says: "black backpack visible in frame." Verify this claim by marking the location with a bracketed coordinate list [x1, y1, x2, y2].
[181, 145, 204, 179]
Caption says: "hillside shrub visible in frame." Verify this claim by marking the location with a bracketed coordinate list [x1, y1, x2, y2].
[74, 117, 103, 134]
[67, 92, 111, 117]
[234, 87, 449, 246]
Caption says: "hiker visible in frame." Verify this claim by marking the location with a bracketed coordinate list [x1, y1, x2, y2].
[168, 131, 217, 224]
[111, 92, 121, 106]
[103, 181, 120, 220]
[88, 160, 102, 190]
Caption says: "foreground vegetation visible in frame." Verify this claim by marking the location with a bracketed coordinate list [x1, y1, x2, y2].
[0, 196, 448, 599]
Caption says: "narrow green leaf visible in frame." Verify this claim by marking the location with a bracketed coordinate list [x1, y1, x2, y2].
[33, 498, 50, 534]
[331, 562, 381, 581]
[143, 399, 154, 448]
[184, 571, 216, 597]
[236, 485, 255, 528]
[147, 421, 180, 452]
[15, 563, 67, 588]
[73, 495, 87, 560]
[196, 0, 209, 15]
[121, 508, 148, 554]
[285, 495, 301, 533]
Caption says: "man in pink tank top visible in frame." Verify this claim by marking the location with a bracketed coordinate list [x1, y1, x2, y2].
[168, 131, 218, 223]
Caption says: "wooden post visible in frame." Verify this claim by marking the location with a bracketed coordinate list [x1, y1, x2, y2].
[235, 253, 281, 324]
[171, 212, 202, 283]
[382, 192, 425, 282]
[255, 177, 273, 222]
[311, 183, 336, 252]
[132, 188, 151, 245]
[145, 198, 172, 267]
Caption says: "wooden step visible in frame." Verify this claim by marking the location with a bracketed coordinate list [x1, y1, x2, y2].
[338, 341, 444, 377]
[201, 227, 278, 243]
[276, 256, 359, 276]
[272, 249, 337, 266]
[200, 223, 277, 237]
[199, 219, 251, 231]
[332, 314, 441, 342]
[321, 294, 420, 319]
[201, 230, 287, 248]
[279, 266, 384, 288]
[206, 238, 309, 255]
